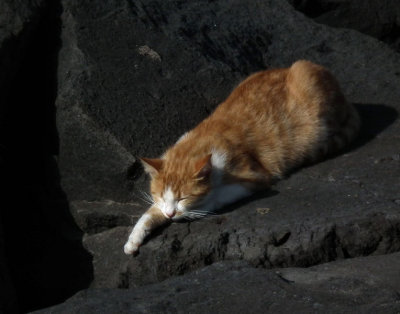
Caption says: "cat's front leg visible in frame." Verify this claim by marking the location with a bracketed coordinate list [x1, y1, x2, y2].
[124, 205, 168, 255]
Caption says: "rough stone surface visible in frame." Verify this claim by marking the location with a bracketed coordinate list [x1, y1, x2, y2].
[70, 200, 143, 234]
[34, 253, 400, 313]
[83, 181, 400, 289]
[288, 0, 400, 52]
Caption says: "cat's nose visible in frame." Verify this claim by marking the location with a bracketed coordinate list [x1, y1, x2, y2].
[166, 210, 175, 218]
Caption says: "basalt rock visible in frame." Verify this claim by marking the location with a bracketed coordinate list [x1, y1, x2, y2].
[288, 0, 400, 52]
[34, 253, 400, 313]
[82, 173, 400, 289]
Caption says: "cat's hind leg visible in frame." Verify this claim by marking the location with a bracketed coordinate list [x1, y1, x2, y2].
[124, 205, 168, 255]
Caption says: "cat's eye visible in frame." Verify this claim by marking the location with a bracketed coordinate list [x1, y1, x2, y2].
[176, 197, 188, 211]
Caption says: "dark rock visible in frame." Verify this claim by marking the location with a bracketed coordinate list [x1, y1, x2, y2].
[34, 253, 400, 313]
[83, 227, 131, 289]
[82, 186, 400, 289]
[70, 200, 143, 234]
[55, 93, 137, 201]
[288, 0, 400, 52]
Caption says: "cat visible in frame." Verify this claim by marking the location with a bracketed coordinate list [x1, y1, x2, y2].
[124, 60, 360, 255]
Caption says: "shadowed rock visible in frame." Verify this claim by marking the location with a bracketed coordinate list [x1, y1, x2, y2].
[288, 0, 400, 52]
[0, 1, 48, 313]
[0, 0, 94, 312]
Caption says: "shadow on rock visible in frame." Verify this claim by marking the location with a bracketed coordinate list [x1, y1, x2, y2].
[205, 104, 398, 217]
[300, 103, 398, 164]
[352, 103, 398, 148]
[216, 189, 280, 215]
[0, 1, 93, 312]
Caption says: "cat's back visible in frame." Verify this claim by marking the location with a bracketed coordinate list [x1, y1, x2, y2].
[214, 67, 289, 118]
[215, 60, 342, 116]
[202, 60, 359, 167]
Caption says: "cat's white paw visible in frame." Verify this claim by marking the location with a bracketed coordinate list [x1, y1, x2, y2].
[124, 241, 140, 255]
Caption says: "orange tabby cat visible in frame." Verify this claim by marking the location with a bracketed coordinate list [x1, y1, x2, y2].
[124, 60, 360, 255]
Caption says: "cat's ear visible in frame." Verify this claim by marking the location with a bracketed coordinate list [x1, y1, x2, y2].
[140, 157, 164, 177]
[194, 154, 212, 180]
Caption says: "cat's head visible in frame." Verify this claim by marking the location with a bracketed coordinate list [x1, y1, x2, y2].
[140, 154, 217, 220]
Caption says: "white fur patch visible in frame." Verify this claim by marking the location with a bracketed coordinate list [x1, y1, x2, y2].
[162, 186, 176, 217]
[164, 186, 174, 201]
[177, 200, 185, 211]
[211, 149, 227, 170]
[133, 213, 151, 233]
[124, 213, 152, 254]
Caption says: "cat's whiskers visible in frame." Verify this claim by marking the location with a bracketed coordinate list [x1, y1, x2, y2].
[185, 214, 204, 221]
[184, 209, 219, 221]
[183, 215, 197, 221]
[142, 191, 154, 203]
[136, 191, 154, 206]
[191, 208, 219, 215]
